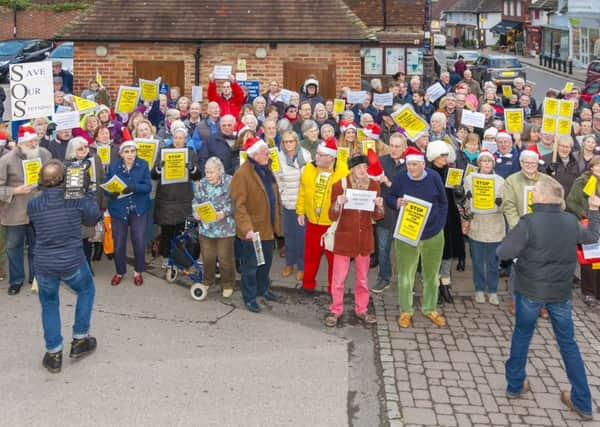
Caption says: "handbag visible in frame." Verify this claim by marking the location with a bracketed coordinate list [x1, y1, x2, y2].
[321, 177, 347, 252]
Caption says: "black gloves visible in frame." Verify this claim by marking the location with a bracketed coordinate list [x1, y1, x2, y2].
[46, 122, 57, 136]
[186, 162, 195, 172]
[465, 190, 472, 200]
[495, 197, 502, 206]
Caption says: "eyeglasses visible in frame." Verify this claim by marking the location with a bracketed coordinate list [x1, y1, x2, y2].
[282, 139, 296, 144]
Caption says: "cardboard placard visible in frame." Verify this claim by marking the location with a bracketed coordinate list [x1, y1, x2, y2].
[393, 195, 432, 247]
[161, 148, 188, 185]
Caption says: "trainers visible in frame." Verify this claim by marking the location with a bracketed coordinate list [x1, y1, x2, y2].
[425, 311, 446, 327]
[372, 278, 390, 294]
[245, 301, 261, 313]
[69, 336, 97, 359]
[8, 285, 22, 295]
[42, 351, 62, 373]
[561, 391, 593, 420]
[262, 290, 279, 302]
[474, 291, 485, 303]
[398, 313, 412, 328]
[222, 288, 233, 298]
[506, 378, 530, 399]
[488, 293, 500, 306]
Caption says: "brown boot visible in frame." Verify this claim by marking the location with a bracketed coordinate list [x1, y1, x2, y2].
[281, 265, 293, 278]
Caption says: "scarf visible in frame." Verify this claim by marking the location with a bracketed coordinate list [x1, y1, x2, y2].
[284, 113, 298, 123]
[249, 157, 276, 225]
[464, 150, 479, 162]
[284, 146, 307, 168]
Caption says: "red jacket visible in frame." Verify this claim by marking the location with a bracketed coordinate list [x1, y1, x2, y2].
[207, 80, 245, 118]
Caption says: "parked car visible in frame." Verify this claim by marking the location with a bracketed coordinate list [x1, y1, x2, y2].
[469, 54, 526, 89]
[0, 39, 54, 82]
[581, 78, 600, 105]
[585, 60, 600, 87]
[433, 34, 447, 49]
[445, 50, 480, 72]
[48, 42, 73, 74]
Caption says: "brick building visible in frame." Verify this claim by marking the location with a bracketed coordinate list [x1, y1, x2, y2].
[53, 0, 426, 100]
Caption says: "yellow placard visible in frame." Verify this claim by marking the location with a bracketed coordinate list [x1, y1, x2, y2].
[391, 105, 429, 141]
[472, 176, 495, 211]
[543, 98, 559, 116]
[445, 168, 464, 188]
[194, 202, 218, 224]
[269, 148, 281, 172]
[502, 85, 513, 98]
[240, 151, 248, 166]
[504, 109, 523, 133]
[101, 175, 126, 194]
[266, 138, 276, 148]
[563, 82, 573, 93]
[135, 139, 158, 168]
[115, 87, 140, 114]
[22, 158, 41, 186]
[333, 99, 345, 114]
[357, 128, 367, 142]
[542, 115, 557, 134]
[558, 100, 574, 119]
[337, 147, 349, 167]
[163, 151, 186, 181]
[583, 175, 597, 197]
[362, 140, 376, 155]
[73, 96, 97, 112]
[96, 145, 110, 165]
[397, 201, 430, 242]
[556, 118, 572, 136]
[465, 164, 477, 177]
[524, 186, 534, 214]
[95, 71, 102, 85]
[139, 79, 159, 102]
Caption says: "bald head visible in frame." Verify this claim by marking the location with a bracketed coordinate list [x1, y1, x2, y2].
[39, 159, 65, 188]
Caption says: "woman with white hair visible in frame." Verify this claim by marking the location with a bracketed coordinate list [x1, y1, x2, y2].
[151, 127, 201, 270]
[252, 96, 267, 123]
[429, 112, 452, 144]
[64, 136, 105, 272]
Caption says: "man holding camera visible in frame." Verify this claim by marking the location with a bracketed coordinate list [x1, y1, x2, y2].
[28, 160, 100, 373]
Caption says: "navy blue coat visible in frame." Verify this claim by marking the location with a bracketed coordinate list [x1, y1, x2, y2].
[103, 157, 152, 219]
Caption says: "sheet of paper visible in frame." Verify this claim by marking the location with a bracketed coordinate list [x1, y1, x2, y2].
[373, 92, 393, 106]
[191, 85, 202, 102]
[53, 110, 81, 131]
[460, 110, 485, 129]
[213, 65, 232, 80]
[346, 91, 367, 105]
[344, 189, 377, 211]
[426, 83, 446, 103]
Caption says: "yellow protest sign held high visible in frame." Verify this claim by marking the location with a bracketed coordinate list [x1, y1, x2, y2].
[337, 147, 349, 167]
[583, 175, 598, 197]
[163, 150, 186, 182]
[115, 86, 140, 114]
[269, 148, 281, 172]
[543, 98, 559, 116]
[194, 202, 218, 224]
[391, 105, 429, 141]
[73, 96, 97, 112]
[556, 118, 572, 136]
[471, 176, 495, 211]
[502, 85, 512, 98]
[542, 115, 556, 134]
[139, 79, 159, 102]
[445, 168, 464, 188]
[397, 201, 430, 242]
[135, 139, 158, 167]
[558, 100, 574, 119]
[95, 71, 102, 85]
[22, 158, 42, 186]
[96, 145, 110, 165]
[504, 109, 524, 133]
[563, 82, 573, 93]
[333, 99, 345, 114]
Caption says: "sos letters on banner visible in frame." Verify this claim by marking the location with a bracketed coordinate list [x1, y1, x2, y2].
[10, 61, 54, 121]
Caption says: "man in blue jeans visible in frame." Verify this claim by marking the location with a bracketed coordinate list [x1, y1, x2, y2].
[497, 178, 599, 421]
[28, 160, 100, 373]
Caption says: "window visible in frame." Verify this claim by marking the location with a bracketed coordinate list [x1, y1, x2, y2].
[517, 0, 522, 17]
[504, 0, 508, 15]
[511, 0, 515, 16]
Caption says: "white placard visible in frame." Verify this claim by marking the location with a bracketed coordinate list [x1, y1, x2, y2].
[53, 111, 81, 131]
[55, 105, 72, 113]
[461, 110, 485, 129]
[10, 61, 54, 121]
[482, 140, 498, 153]
[235, 72, 247, 82]
[213, 65, 232, 80]
[582, 243, 600, 260]
[426, 82, 446, 103]
[347, 91, 368, 104]
[344, 189, 377, 211]
[279, 89, 293, 105]
[191, 85, 202, 102]
[373, 92, 393, 106]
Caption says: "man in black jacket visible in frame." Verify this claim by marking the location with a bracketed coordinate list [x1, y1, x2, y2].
[497, 178, 599, 420]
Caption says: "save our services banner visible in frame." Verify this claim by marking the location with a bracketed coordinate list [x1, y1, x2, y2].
[10, 61, 54, 121]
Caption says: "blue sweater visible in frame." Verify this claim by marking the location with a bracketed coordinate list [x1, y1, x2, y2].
[103, 157, 152, 219]
[384, 168, 448, 240]
[494, 146, 521, 179]
[28, 188, 100, 277]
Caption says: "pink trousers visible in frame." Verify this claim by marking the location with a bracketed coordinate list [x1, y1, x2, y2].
[329, 254, 370, 316]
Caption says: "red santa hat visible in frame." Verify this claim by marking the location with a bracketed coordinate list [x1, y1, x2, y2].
[477, 149, 496, 163]
[243, 136, 268, 156]
[403, 146, 425, 163]
[339, 119, 357, 133]
[317, 137, 338, 158]
[495, 129, 512, 141]
[519, 144, 544, 165]
[364, 123, 381, 140]
[235, 121, 249, 136]
[366, 148, 384, 180]
[119, 127, 137, 152]
[18, 125, 38, 144]
[0, 132, 9, 145]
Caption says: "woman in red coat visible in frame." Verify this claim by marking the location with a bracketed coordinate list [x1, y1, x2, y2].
[325, 154, 385, 327]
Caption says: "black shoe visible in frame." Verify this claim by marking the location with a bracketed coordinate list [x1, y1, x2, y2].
[8, 285, 22, 295]
[42, 351, 62, 373]
[456, 258, 465, 271]
[437, 287, 444, 305]
[245, 301, 261, 313]
[262, 290, 279, 302]
[92, 243, 103, 261]
[372, 278, 390, 294]
[440, 284, 454, 304]
[69, 336, 97, 359]
[297, 287, 315, 296]
[369, 255, 379, 269]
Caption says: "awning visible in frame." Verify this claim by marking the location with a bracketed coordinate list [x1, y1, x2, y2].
[490, 20, 522, 35]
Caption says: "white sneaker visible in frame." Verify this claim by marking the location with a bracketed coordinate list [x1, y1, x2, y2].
[488, 293, 500, 306]
[161, 257, 169, 269]
[222, 288, 233, 298]
[440, 276, 451, 286]
[474, 291, 485, 303]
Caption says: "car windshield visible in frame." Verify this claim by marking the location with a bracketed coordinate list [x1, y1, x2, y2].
[50, 44, 72, 58]
[0, 40, 26, 56]
[490, 58, 522, 68]
[461, 52, 479, 61]
[585, 80, 600, 94]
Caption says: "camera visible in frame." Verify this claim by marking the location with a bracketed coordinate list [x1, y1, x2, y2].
[64, 159, 91, 199]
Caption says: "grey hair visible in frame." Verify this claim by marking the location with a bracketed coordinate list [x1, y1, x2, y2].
[341, 110, 355, 122]
[534, 178, 564, 205]
[205, 156, 225, 176]
[65, 136, 89, 161]
[430, 112, 447, 126]
[301, 119, 318, 136]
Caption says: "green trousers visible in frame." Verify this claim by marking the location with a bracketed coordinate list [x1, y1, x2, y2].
[395, 230, 444, 316]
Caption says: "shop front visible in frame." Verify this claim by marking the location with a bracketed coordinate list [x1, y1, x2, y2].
[569, 16, 600, 67]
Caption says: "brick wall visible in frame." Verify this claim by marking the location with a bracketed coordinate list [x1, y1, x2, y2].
[0, 6, 85, 40]
[73, 42, 361, 103]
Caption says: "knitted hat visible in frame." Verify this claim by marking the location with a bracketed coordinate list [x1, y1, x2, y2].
[18, 126, 38, 144]
[364, 123, 381, 140]
[348, 153, 368, 169]
[477, 149, 496, 163]
[243, 137, 268, 156]
[119, 140, 137, 152]
[483, 127, 498, 139]
[519, 144, 544, 165]
[317, 137, 338, 158]
[403, 146, 425, 163]
[426, 140, 451, 162]
[495, 130, 512, 141]
[96, 104, 110, 116]
[339, 119, 357, 133]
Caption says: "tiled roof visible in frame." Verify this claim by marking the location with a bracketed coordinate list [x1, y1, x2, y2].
[447, 0, 501, 13]
[55, 0, 375, 42]
[529, 0, 558, 10]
